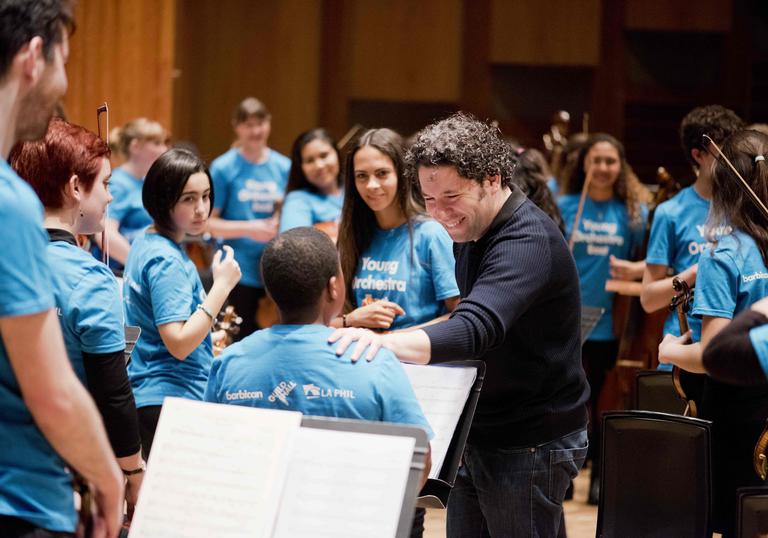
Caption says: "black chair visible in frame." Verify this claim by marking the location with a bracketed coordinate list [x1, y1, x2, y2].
[737, 486, 768, 538]
[635, 370, 687, 415]
[597, 410, 712, 538]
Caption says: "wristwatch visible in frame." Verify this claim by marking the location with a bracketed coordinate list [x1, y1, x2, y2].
[121, 461, 146, 476]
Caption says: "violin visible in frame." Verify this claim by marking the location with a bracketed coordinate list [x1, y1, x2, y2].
[212, 305, 243, 356]
[754, 420, 768, 480]
[668, 277, 698, 417]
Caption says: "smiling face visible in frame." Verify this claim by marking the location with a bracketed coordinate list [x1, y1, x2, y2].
[235, 116, 271, 155]
[584, 141, 621, 192]
[301, 138, 339, 194]
[171, 171, 211, 238]
[77, 157, 112, 235]
[354, 145, 399, 215]
[418, 165, 500, 243]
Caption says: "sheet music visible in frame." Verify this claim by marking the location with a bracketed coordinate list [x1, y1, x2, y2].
[402, 364, 477, 479]
[272, 428, 415, 538]
[129, 398, 301, 538]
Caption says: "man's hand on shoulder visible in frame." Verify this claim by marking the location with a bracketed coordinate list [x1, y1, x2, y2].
[328, 327, 384, 362]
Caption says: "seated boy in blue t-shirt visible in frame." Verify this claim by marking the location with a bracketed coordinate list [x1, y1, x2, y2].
[205, 226, 433, 478]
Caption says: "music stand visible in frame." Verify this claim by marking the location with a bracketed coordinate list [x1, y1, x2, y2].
[416, 360, 485, 509]
[300, 416, 430, 538]
[124, 325, 141, 364]
[581, 306, 604, 344]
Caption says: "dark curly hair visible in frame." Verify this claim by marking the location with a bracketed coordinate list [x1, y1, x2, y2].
[679, 105, 744, 168]
[405, 112, 516, 188]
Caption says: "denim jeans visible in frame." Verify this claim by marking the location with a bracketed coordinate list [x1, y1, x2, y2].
[447, 428, 588, 538]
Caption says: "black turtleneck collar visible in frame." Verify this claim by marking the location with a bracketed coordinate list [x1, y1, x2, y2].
[46, 228, 78, 246]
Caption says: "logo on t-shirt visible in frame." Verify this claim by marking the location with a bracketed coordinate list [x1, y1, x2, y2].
[224, 389, 264, 401]
[688, 224, 732, 256]
[236, 180, 282, 213]
[302, 383, 356, 400]
[573, 218, 625, 257]
[352, 257, 407, 292]
[268, 380, 297, 405]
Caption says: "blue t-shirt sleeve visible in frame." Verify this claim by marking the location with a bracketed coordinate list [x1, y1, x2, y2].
[0, 194, 54, 317]
[375, 352, 434, 439]
[146, 255, 196, 325]
[279, 192, 313, 232]
[211, 159, 230, 212]
[749, 324, 768, 379]
[645, 204, 675, 267]
[108, 177, 131, 223]
[203, 359, 222, 402]
[73, 266, 125, 354]
[692, 251, 738, 320]
[424, 225, 459, 301]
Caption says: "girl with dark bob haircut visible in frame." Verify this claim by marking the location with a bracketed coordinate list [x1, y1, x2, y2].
[125, 148, 241, 457]
[334, 128, 459, 337]
[279, 128, 344, 237]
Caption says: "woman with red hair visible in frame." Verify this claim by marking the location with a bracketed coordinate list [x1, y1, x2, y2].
[10, 117, 144, 521]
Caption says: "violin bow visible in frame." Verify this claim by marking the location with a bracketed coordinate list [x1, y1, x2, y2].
[96, 103, 109, 265]
[702, 134, 768, 222]
[568, 165, 593, 252]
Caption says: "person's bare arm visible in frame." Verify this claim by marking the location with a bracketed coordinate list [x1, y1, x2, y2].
[1, 309, 123, 538]
[207, 208, 277, 242]
[396, 297, 460, 332]
[640, 263, 697, 313]
[158, 246, 241, 359]
[609, 256, 646, 281]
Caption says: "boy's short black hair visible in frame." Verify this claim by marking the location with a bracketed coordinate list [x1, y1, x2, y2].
[142, 148, 213, 237]
[261, 227, 339, 314]
[0, 0, 74, 80]
[680, 105, 744, 167]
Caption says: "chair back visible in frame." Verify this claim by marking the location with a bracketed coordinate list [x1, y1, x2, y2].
[635, 370, 687, 415]
[737, 486, 768, 538]
[597, 410, 712, 538]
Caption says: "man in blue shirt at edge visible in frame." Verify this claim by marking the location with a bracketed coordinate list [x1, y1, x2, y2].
[205, 227, 433, 488]
[640, 105, 744, 370]
[0, 2, 123, 537]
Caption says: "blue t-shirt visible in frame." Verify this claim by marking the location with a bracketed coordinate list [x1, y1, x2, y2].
[352, 219, 458, 330]
[48, 237, 125, 382]
[124, 233, 213, 407]
[546, 177, 559, 197]
[692, 231, 768, 342]
[278, 189, 344, 232]
[749, 324, 768, 379]
[646, 187, 722, 346]
[211, 148, 290, 287]
[109, 167, 152, 244]
[205, 324, 433, 436]
[0, 161, 76, 532]
[559, 194, 647, 340]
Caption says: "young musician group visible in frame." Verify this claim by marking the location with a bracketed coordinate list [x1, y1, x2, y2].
[2, 8, 768, 538]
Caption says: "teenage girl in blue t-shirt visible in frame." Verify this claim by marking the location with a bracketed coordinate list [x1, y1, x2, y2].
[11, 117, 148, 519]
[123, 148, 241, 457]
[336, 128, 459, 331]
[335, 128, 458, 538]
[280, 128, 344, 238]
[659, 129, 768, 536]
[559, 133, 652, 504]
[96, 118, 168, 267]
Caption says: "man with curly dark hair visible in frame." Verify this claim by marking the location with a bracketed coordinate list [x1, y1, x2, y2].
[332, 112, 589, 537]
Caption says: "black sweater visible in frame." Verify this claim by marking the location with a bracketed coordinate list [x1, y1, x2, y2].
[424, 187, 589, 448]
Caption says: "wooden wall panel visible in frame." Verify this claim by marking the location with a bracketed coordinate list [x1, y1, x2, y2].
[625, 0, 733, 32]
[490, 0, 601, 66]
[173, 0, 321, 160]
[63, 0, 175, 137]
[348, 0, 462, 102]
